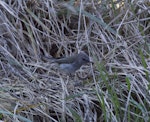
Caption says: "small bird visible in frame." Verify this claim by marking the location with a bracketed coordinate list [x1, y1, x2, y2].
[45, 51, 93, 74]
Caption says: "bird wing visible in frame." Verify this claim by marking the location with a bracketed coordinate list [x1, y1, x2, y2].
[53, 55, 77, 64]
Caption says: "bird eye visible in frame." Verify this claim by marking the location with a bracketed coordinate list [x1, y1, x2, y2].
[82, 58, 89, 62]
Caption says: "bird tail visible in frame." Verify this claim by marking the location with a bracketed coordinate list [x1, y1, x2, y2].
[42, 55, 56, 63]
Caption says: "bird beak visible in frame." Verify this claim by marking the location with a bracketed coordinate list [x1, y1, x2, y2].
[90, 61, 94, 64]
[89, 58, 94, 64]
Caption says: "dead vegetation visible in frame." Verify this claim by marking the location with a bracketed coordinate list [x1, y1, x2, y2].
[0, 0, 150, 122]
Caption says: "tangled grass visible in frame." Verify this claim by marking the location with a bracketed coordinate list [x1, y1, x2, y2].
[0, 0, 150, 122]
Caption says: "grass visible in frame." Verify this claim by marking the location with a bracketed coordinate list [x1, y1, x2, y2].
[0, 0, 150, 122]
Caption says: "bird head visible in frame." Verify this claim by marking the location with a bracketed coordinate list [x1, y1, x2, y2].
[77, 51, 93, 65]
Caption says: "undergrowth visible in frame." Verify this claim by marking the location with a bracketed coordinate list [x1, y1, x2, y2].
[0, 0, 149, 122]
